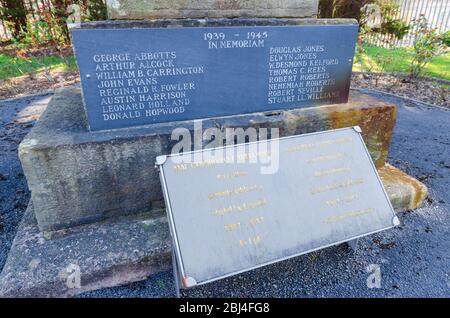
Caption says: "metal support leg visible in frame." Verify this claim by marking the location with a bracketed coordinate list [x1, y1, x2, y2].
[347, 238, 359, 252]
[172, 247, 181, 298]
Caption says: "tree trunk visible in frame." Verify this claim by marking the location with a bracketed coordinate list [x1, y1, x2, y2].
[319, 0, 371, 21]
[50, 0, 70, 42]
[0, 0, 28, 38]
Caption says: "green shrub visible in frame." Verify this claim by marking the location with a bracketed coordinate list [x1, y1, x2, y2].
[377, 18, 410, 40]
[11, 6, 70, 53]
[409, 16, 446, 79]
[440, 31, 450, 47]
[319, 0, 368, 21]
[365, 0, 411, 44]
[10, 1, 107, 53]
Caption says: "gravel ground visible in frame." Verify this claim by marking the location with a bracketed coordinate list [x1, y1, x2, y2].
[0, 71, 79, 101]
[0, 94, 52, 272]
[0, 88, 449, 298]
[351, 73, 450, 109]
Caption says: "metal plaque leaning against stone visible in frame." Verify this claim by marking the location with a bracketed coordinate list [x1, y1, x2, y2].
[70, 19, 358, 131]
[156, 127, 399, 288]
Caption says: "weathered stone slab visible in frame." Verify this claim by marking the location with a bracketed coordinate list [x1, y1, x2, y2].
[378, 163, 428, 211]
[71, 18, 358, 131]
[0, 164, 426, 297]
[0, 202, 171, 298]
[106, 0, 319, 20]
[19, 86, 396, 232]
[76, 18, 357, 29]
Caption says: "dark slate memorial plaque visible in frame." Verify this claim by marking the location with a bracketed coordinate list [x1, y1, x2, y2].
[156, 127, 399, 287]
[71, 23, 358, 131]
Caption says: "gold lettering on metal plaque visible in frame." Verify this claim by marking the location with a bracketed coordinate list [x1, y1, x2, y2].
[213, 198, 268, 216]
[224, 222, 241, 232]
[323, 208, 374, 224]
[216, 170, 248, 180]
[208, 184, 263, 200]
[326, 194, 358, 207]
[310, 178, 364, 194]
[319, 137, 353, 146]
[287, 143, 315, 152]
[307, 152, 345, 163]
[239, 235, 261, 247]
[313, 166, 351, 177]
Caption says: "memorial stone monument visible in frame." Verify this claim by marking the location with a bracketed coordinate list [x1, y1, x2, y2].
[0, 0, 428, 297]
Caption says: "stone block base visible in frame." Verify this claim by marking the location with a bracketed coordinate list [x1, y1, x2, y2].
[19, 87, 397, 232]
[0, 163, 427, 297]
[0, 203, 171, 298]
[378, 164, 428, 211]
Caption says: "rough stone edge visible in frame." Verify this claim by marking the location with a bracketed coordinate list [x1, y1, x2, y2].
[0, 203, 171, 298]
[69, 18, 358, 30]
[106, 0, 319, 20]
[378, 163, 428, 211]
[19, 87, 392, 152]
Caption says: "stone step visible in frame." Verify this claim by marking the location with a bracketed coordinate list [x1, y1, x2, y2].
[19, 87, 397, 232]
[106, 0, 319, 20]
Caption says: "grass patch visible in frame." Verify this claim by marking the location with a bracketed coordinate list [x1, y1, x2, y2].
[353, 45, 450, 80]
[0, 54, 77, 80]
